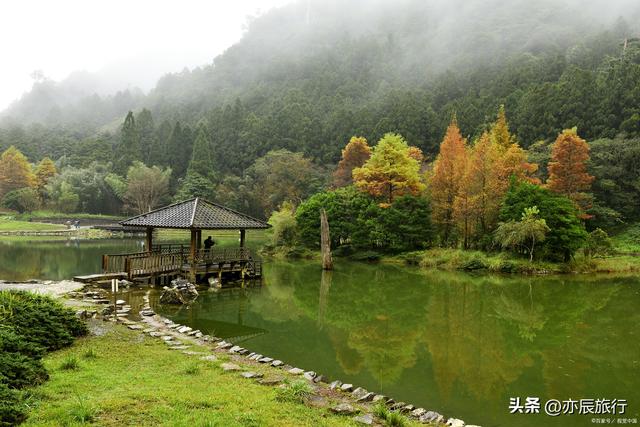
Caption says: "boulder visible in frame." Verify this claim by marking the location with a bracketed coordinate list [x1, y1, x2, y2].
[159, 279, 199, 304]
[340, 383, 354, 392]
[288, 367, 304, 375]
[221, 363, 241, 371]
[241, 371, 264, 379]
[331, 403, 356, 415]
[446, 418, 465, 427]
[353, 414, 374, 425]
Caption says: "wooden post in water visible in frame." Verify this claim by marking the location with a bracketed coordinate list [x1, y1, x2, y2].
[320, 208, 333, 270]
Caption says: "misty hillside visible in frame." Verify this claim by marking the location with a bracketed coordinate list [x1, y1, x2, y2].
[1, 0, 639, 177]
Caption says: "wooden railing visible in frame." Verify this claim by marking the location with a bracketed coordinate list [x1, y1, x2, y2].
[102, 246, 255, 277]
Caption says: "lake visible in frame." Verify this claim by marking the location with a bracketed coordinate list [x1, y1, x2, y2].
[1, 237, 639, 426]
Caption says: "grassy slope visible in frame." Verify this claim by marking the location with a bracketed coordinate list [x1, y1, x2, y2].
[0, 218, 63, 231]
[24, 324, 359, 427]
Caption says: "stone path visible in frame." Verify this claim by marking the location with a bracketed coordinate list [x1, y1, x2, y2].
[0, 280, 84, 297]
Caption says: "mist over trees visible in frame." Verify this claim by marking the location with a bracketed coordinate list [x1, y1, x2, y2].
[0, 0, 639, 225]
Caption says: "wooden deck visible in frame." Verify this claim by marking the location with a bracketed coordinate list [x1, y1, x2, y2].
[74, 246, 262, 284]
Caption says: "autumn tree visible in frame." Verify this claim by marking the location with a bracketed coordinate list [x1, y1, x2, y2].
[34, 157, 57, 197]
[0, 146, 36, 199]
[123, 162, 172, 214]
[333, 136, 371, 188]
[491, 104, 515, 151]
[430, 118, 467, 244]
[353, 133, 425, 205]
[546, 128, 595, 216]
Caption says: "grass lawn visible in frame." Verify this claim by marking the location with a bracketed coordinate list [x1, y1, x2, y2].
[0, 218, 64, 232]
[24, 323, 361, 426]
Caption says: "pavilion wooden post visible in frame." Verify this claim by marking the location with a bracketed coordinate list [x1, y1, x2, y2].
[196, 230, 202, 249]
[189, 229, 197, 282]
[240, 229, 246, 247]
[320, 209, 333, 270]
[145, 227, 153, 252]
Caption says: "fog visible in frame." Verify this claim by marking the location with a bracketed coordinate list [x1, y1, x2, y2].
[2, 0, 639, 114]
[0, 0, 291, 110]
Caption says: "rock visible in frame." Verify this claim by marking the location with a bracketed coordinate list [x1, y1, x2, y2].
[250, 354, 263, 361]
[271, 360, 284, 367]
[340, 383, 354, 392]
[351, 387, 369, 399]
[169, 324, 181, 329]
[446, 418, 465, 427]
[241, 371, 264, 379]
[411, 408, 427, 418]
[182, 351, 206, 356]
[390, 402, 406, 411]
[163, 319, 173, 324]
[187, 329, 200, 336]
[258, 357, 273, 364]
[307, 395, 328, 408]
[149, 331, 163, 337]
[194, 332, 203, 338]
[353, 414, 374, 425]
[159, 279, 199, 304]
[258, 377, 283, 386]
[168, 345, 190, 350]
[288, 367, 304, 375]
[200, 355, 218, 362]
[217, 342, 233, 350]
[116, 299, 126, 305]
[127, 324, 143, 330]
[221, 363, 241, 372]
[401, 404, 415, 413]
[177, 326, 192, 334]
[161, 336, 174, 341]
[75, 309, 87, 319]
[238, 349, 249, 355]
[357, 392, 375, 403]
[372, 395, 387, 403]
[330, 403, 356, 415]
[419, 411, 444, 423]
[313, 375, 326, 383]
[329, 380, 343, 390]
[140, 310, 155, 316]
[385, 398, 395, 406]
[229, 345, 243, 353]
[303, 371, 316, 381]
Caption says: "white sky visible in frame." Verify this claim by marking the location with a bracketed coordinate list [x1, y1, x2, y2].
[0, 0, 293, 110]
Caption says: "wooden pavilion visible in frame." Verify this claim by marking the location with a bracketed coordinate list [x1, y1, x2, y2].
[79, 198, 270, 284]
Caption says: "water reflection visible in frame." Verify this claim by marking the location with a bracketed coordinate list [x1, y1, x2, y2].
[159, 262, 640, 427]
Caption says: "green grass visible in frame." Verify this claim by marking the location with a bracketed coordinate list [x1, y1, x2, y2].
[611, 223, 640, 254]
[0, 218, 63, 231]
[23, 324, 358, 426]
[374, 403, 408, 427]
[14, 210, 125, 221]
[275, 379, 313, 403]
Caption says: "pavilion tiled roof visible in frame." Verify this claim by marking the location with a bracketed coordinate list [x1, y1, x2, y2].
[119, 198, 270, 230]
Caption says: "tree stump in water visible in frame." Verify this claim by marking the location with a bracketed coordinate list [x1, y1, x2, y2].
[320, 208, 333, 270]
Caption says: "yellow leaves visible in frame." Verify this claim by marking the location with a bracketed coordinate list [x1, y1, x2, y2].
[352, 133, 425, 203]
[333, 136, 371, 188]
[0, 146, 37, 199]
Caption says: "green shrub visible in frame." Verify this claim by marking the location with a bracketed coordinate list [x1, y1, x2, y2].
[0, 383, 26, 427]
[0, 291, 87, 351]
[0, 351, 48, 389]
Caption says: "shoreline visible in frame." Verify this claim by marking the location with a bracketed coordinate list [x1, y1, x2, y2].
[6, 280, 477, 427]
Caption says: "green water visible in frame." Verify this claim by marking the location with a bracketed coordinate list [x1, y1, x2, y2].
[0, 239, 638, 426]
[160, 262, 640, 427]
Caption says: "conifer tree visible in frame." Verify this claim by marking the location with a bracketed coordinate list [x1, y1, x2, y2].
[0, 146, 36, 199]
[430, 117, 468, 244]
[333, 136, 371, 188]
[546, 128, 595, 216]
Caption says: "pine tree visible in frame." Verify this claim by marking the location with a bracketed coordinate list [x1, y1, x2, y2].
[115, 111, 140, 174]
[187, 124, 214, 178]
[430, 117, 468, 244]
[34, 157, 57, 198]
[353, 133, 425, 204]
[0, 146, 36, 199]
[136, 109, 156, 165]
[546, 128, 595, 216]
[332, 136, 371, 188]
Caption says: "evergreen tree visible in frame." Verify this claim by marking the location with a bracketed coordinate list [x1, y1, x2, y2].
[115, 111, 140, 174]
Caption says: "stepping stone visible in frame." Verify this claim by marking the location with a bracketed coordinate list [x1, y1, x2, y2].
[257, 377, 283, 386]
[420, 411, 443, 423]
[194, 332, 203, 338]
[353, 414, 374, 425]
[329, 380, 342, 390]
[340, 383, 354, 392]
[351, 387, 368, 399]
[187, 330, 199, 336]
[240, 371, 264, 379]
[401, 404, 415, 413]
[140, 310, 155, 316]
[177, 326, 192, 334]
[446, 418, 465, 427]
[229, 345, 243, 353]
[182, 351, 207, 356]
[127, 324, 143, 330]
[116, 299, 126, 305]
[142, 328, 155, 333]
[163, 319, 173, 324]
[390, 402, 406, 411]
[217, 342, 233, 350]
[313, 375, 326, 383]
[221, 363, 241, 372]
[307, 395, 328, 408]
[411, 408, 427, 418]
[288, 367, 304, 375]
[149, 332, 163, 337]
[169, 324, 181, 329]
[249, 354, 263, 361]
[161, 336, 175, 341]
[258, 357, 273, 363]
[356, 392, 375, 402]
[303, 371, 316, 381]
[271, 360, 284, 367]
[330, 403, 356, 415]
[372, 394, 386, 403]
[168, 345, 190, 350]
[200, 355, 218, 362]
[238, 349, 249, 355]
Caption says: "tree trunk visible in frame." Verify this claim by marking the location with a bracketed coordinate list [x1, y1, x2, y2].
[320, 208, 333, 270]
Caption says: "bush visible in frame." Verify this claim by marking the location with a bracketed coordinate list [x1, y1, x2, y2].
[275, 379, 312, 403]
[0, 291, 88, 425]
[1, 188, 40, 214]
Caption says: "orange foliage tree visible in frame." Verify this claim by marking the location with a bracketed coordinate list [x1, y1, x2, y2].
[430, 117, 468, 244]
[333, 136, 371, 188]
[546, 128, 595, 216]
